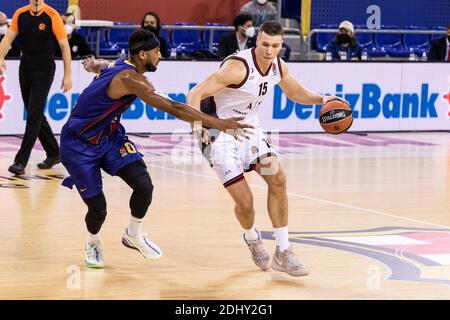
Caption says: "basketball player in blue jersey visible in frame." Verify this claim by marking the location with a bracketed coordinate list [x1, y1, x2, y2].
[188, 21, 344, 276]
[60, 29, 253, 268]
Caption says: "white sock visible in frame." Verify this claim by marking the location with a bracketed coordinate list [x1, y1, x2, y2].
[274, 226, 290, 251]
[127, 216, 143, 237]
[87, 232, 100, 242]
[244, 226, 259, 242]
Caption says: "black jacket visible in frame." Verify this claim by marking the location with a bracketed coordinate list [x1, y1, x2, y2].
[156, 34, 169, 58]
[428, 36, 448, 61]
[55, 31, 93, 58]
[218, 31, 256, 59]
[0, 35, 21, 58]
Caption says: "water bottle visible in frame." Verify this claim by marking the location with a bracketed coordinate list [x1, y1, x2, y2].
[361, 49, 368, 61]
[421, 51, 427, 62]
[325, 51, 332, 61]
[409, 51, 416, 61]
[170, 47, 177, 60]
[340, 50, 347, 61]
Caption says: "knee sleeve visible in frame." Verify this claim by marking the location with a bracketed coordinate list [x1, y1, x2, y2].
[129, 172, 153, 219]
[83, 193, 107, 234]
[117, 160, 154, 219]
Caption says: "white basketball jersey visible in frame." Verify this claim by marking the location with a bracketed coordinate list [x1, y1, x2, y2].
[212, 48, 283, 127]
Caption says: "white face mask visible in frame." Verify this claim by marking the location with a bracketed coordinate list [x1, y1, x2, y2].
[64, 24, 73, 36]
[245, 26, 256, 38]
[0, 25, 7, 36]
[257, 0, 268, 5]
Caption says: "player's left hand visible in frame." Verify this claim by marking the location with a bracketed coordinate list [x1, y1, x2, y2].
[61, 75, 72, 93]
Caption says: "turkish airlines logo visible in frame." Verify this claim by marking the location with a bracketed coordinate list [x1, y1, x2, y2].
[443, 78, 450, 118]
[0, 76, 11, 120]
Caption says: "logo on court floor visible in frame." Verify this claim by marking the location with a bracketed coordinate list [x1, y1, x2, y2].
[261, 227, 450, 286]
[0, 76, 11, 120]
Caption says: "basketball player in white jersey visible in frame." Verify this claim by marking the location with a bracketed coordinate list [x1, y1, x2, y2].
[187, 21, 341, 276]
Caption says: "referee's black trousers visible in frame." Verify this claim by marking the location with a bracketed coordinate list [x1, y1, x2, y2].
[15, 56, 59, 166]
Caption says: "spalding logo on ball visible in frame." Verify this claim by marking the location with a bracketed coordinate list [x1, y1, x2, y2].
[319, 98, 353, 134]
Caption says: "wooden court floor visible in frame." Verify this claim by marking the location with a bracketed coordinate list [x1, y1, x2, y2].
[0, 132, 449, 299]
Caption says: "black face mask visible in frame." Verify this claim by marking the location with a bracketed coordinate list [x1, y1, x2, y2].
[143, 25, 160, 35]
[337, 33, 351, 45]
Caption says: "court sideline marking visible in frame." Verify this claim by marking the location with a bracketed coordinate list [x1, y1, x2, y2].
[151, 164, 450, 230]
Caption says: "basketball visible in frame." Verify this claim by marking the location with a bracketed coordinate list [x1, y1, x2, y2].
[319, 99, 353, 134]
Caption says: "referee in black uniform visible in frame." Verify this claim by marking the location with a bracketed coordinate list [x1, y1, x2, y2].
[0, 0, 72, 175]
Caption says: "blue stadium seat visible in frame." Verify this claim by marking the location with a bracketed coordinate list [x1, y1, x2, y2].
[403, 27, 430, 55]
[99, 28, 121, 56]
[431, 26, 446, 40]
[314, 24, 336, 52]
[76, 27, 88, 38]
[316, 32, 335, 52]
[109, 22, 135, 50]
[159, 24, 173, 50]
[375, 26, 410, 57]
[356, 32, 386, 57]
[172, 22, 205, 54]
[203, 23, 228, 53]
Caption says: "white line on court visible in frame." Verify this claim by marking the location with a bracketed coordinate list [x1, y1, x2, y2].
[151, 164, 450, 230]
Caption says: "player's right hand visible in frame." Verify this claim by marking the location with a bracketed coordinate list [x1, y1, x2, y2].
[0, 60, 6, 75]
[217, 116, 254, 142]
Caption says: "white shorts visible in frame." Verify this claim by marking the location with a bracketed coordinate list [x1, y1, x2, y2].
[201, 127, 279, 187]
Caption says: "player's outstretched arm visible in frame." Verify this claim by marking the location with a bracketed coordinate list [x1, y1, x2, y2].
[82, 56, 112, 74]
[117, 71, 253, 138]
[278, 60, 347, 105]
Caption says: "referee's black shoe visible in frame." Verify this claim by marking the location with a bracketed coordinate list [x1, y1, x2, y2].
[8, 163, 25, 175]
[37, 156, 60, 169]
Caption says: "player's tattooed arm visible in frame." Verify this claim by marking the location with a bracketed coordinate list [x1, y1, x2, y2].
[118, 71, 254, 139]
[82, 56, 113, 74]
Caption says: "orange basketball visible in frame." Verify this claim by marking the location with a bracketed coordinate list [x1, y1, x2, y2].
[319, 99, 353, 134]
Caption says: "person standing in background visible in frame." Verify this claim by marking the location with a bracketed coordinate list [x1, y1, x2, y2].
[218, 14, 256, 60]
[240, 0, 278, 27]
[325, 20, 362, 61]
[140, 12, 169, 58]
[54, 12, 93, 59]
[428, 23, 450, 61]
[0, 0, 72, 175]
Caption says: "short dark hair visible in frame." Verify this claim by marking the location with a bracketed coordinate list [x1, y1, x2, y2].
[140, 11, 161, 29]
[233, 14, 253, 31]
[129, 29, 155, 55]
[259, 21, 284, 36]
